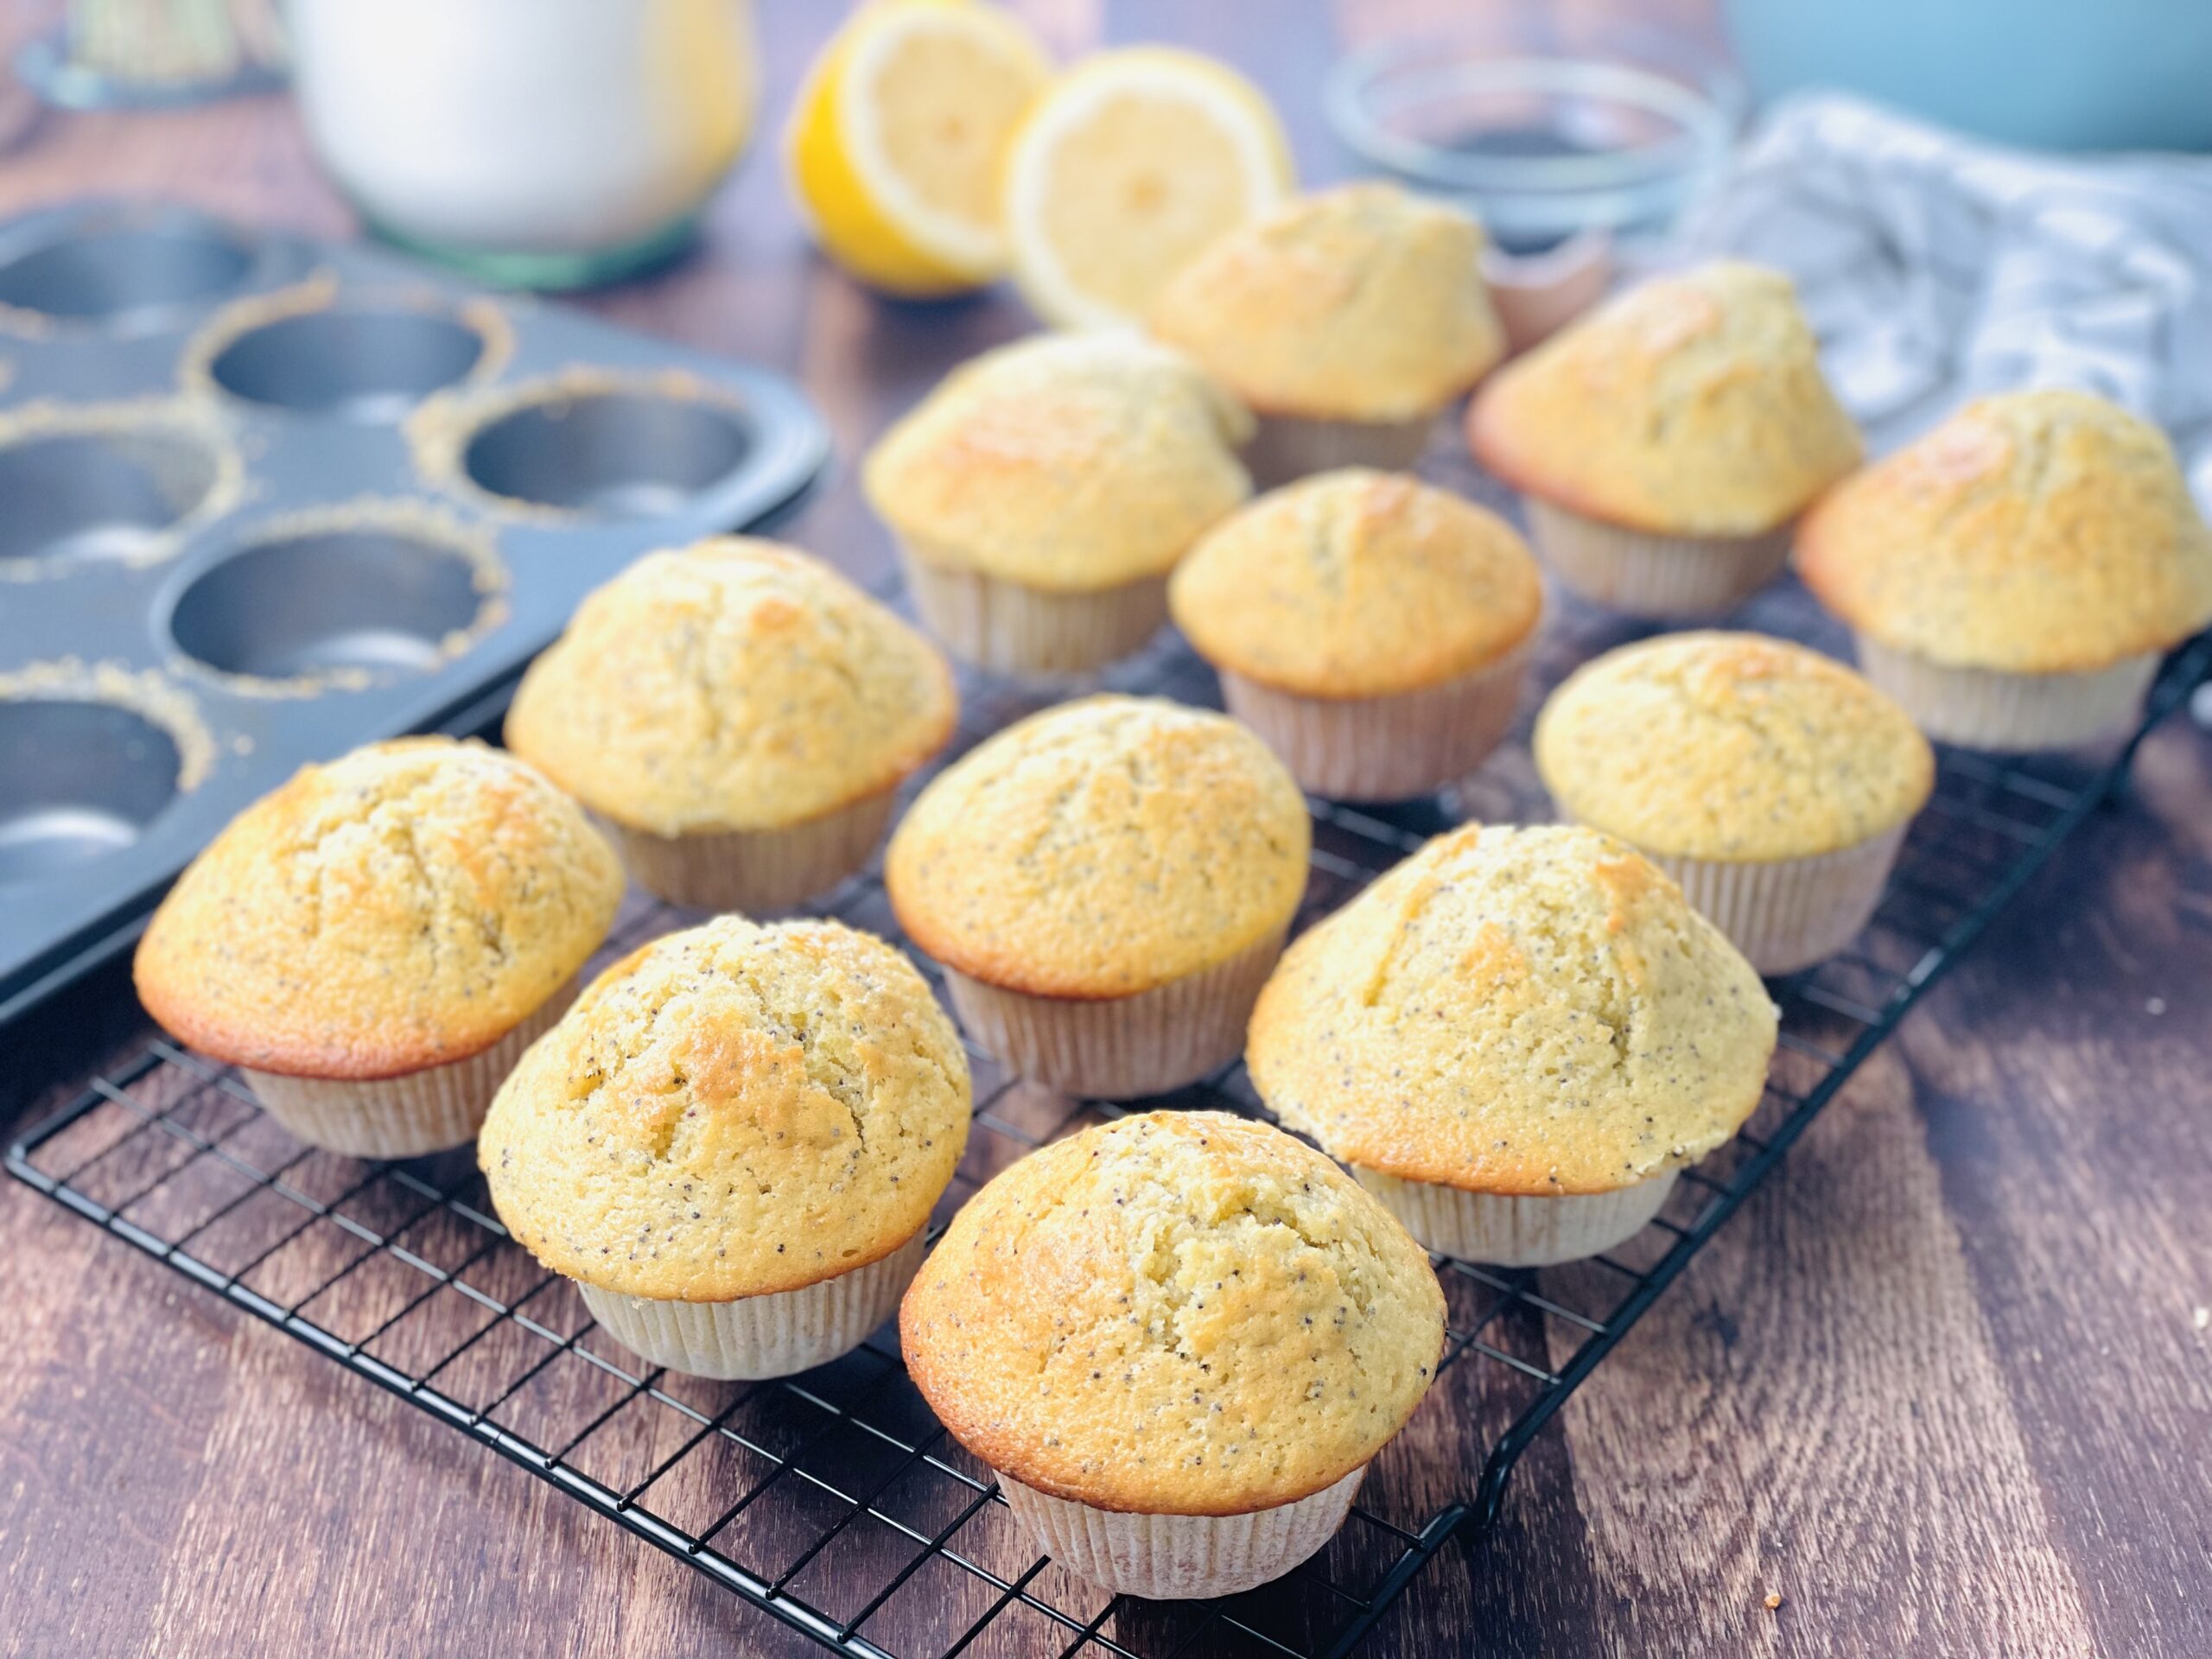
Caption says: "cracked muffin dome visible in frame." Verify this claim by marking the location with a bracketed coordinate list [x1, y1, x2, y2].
[133, 737, 622, 1079]
[1796, 388, 2212, 672]
[479, 915, 970, 1301]
[884, 696, 1311, 998]
[899, 1110, 1445, 1513]
[1168, 468, 1542, 697]
[861, 331, 1254, 591]
[1248, 824, 1776, 1196]
[504, 538, 956, 837]
[1466, 261, 1861, 536]
[1148, 182, 1504, 422]
[1535, 632, 1934, 861]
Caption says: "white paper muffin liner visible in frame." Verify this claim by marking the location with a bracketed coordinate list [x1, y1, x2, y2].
[1000, 1465, 1366, 1599]
[1219, 635, 1531, 802]
[943, 929, 1287, 1099]
[1242, 410, 1434, 491]
[1851, 636, 2160, 752]
[604, 786, 898, 916]
[242, 973, 580, 1159]
[1354, 1166, 1680, 1267]
[898, 540, 1169, 677]
[1524, 499, 1790, 619]
[576, 1230, 926, 1381]
[1648, 823, 1910, 976]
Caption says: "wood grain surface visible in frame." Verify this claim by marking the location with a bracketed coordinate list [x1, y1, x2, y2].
[4, 3, 2210, 1656]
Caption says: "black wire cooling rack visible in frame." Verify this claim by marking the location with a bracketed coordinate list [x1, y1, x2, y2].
[12, 498, 2211, 1657]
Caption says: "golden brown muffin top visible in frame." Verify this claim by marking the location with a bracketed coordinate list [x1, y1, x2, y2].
[1248, 824, 1776, 1196]
[885, 696, 1311, 999]
[899, 1111, 1445, 1513]
[479, 916, 969, 1300]
[504, 539, 956, 837]
[133, 738, 622, 1080]
[1168, 469, 1543, 698]
[1534, 632, 1933, 861]
[861, 332, 1254, 591]
[1466, 261, 1862, 536]
[1148, 182, 1506, 422]
[1796, 389, 2212, 672]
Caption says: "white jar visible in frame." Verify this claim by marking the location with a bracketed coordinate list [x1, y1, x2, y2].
[287, 0, 758, 287]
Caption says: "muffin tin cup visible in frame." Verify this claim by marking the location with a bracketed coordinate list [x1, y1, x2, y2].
[167, 504, 507, 691]
[1218, 634, 1532, 804]
[898, 543, 1170, 677]
[600, 786, 900, 917]
[942, 928, 1288, 1100]
[0, 680, 204, 883]
[0, 206, 258, 332]
[575, 1230, 927, 1382]
[423, 371, 764, 520]
[1851, 636, 2161, 753]
[1241, 409, 1434, 493]
[1523, 499, 1791, 619]
[999, 1465, 1366, 1600]
[1647, 823, 1910, 976]
[194, 291, 507, 420]
[0, 401, 243, 576]
[1353, 1166, 1681, 1268]
[242, 973, 580, 1159]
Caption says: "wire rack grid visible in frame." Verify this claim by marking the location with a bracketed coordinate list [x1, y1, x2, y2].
[12, 488, 2210, 1658]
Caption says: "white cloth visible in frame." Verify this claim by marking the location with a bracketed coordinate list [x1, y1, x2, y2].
[1675, 93, 2212, 505]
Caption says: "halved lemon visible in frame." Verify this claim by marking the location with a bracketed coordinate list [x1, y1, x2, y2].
[1002, 46, 1294, 330]
[786, 0, 1053, 296]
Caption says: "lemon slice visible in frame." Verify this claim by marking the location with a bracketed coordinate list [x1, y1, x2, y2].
[1003, 46, 1294, 330]
[786, 0, 1052, 296]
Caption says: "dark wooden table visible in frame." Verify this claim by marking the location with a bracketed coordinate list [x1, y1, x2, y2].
[4, 3, 2209, 1656]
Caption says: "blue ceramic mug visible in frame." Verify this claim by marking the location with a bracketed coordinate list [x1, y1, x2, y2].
[1724, 0, 2212, 151]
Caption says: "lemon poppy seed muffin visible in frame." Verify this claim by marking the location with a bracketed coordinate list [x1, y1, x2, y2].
[134, 737, 623, 1157]
[505, 538, 956, 912]
[1169, 469, 1542, 799]
[1467, 261, 1861, 616]
[861, 331, 1253, 673]
[1149, 183, 1504, 486]
[1248, 823, 1777, 1265]
[900, 1110, 1445, 1597]
[886, 696, 1310, 1096]
[1535, 632, 1933, 972]
[480, 914, 969, 1378]
[1797, 389, 2212, 749]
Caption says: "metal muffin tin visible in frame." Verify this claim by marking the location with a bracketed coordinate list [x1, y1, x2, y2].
[0, 200, 830, 1025]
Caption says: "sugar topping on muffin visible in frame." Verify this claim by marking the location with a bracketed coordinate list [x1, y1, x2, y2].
[1535, 632, 1934, 861]
[861, 332, 1254, 591]
[1149, 182, 1504, 422]
[899, 1109, 1445, 1513]
[1249, 823, 1777, 1195]
[1169, 468, 1541, 698]
[133, 737, 622, 1078]
[1796, 388, 2212, 673]
[886, 695, 1311, 998]
[1467, 260, 1861, 536]
[505, 538, 956, 837]
[480, 914, 969, 1301]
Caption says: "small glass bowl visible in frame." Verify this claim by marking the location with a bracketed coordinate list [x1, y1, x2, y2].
[1325, 28, 1743, 254]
